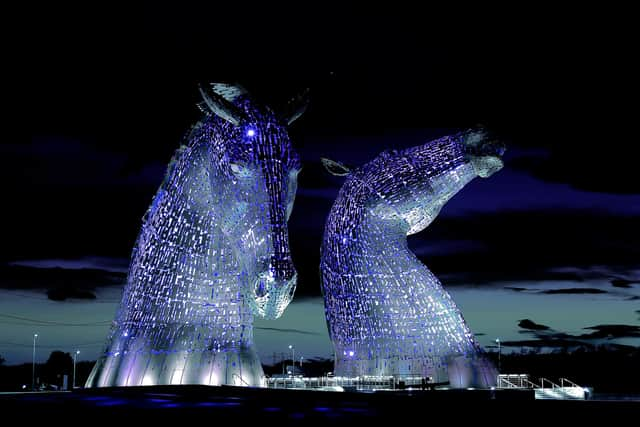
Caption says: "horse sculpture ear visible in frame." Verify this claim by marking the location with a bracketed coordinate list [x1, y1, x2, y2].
[281, 88, 310, 125]
[321, 157, 352, 177]
[198, 82, 247, 126]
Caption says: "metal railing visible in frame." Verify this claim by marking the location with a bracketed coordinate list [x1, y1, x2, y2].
[497, 374, 587, 400]
[498, 375, 583, 390]
[540, 377, 560, 389]
[559, 378, 580, 388]
[267, 375, 435, 391]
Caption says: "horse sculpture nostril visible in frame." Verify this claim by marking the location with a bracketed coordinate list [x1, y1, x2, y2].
[254, 279, 268, 298]
[254, 270, 274, 293]
[287, 281, 297, 298]
[491, 141, 507, 157]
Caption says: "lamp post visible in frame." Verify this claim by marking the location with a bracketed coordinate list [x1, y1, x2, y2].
[73, 350, 80, 389]
[288, 345, 295, 375]
[495, 338, 501, 373]
[32, 333, 38, 391]
[299, 356, 304, 369]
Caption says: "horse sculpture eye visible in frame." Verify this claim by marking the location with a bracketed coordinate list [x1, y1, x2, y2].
[230, 163, 250, 177]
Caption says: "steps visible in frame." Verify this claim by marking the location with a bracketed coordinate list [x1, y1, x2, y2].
[535, 387, 587, 400]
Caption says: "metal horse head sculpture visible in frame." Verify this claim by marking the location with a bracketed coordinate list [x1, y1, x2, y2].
[320, 128, 504, 388]
[194, 83, 306, 319]
[86, 83, 307, 388]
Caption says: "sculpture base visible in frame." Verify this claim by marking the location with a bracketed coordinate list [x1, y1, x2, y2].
[86, 346, 265, 388]
[334, 353, 497, 389]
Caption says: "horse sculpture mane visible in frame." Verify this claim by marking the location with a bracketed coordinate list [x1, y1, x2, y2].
[86, 83, 307, 387]
[321, 129, 505, 388]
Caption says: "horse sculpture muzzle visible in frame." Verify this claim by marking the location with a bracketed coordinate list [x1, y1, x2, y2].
[463, 130, 506, 178]
[251, 257, 297, 319]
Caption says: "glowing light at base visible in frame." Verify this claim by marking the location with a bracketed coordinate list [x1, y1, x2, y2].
[321, 129, 505, 388]
[86, 83, 307, 387]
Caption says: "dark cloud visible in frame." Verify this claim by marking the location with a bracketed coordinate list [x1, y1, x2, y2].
[501, 339, 639, 353]
[540, 288, 608, 295]
[412, 240, 488, 258]
[47, 288, 96, 301]
[3, 139, 165, 261]
[415, 210, 639, 288]
[581, 325, 640, 339]
[0, 264, 125, 298]
[9, 257, 129, 273]
[3, 139, 165, 190]
[510, 321, 640, 350]
[518, 319, 551, 331]
[510, 149, 640, 195]
[611, 278, 640, 289]
[254, 327, 321, 336]
[500, 339, 593, 349]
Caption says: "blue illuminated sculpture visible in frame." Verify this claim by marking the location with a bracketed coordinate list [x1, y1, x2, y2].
[321, 129, 504, 388]
[87, 83, 307, 387]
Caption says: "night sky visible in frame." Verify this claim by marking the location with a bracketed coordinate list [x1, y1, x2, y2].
[5, 3, 639, 364]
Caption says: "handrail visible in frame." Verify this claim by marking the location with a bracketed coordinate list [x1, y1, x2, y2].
[498, 377, 542, 389]
[522, 379, 540, 389]
[497, 378, 520, 388]
[540, 377, 560, 389]
[559, 378, 581, 388]
[496, 375, 584, 392]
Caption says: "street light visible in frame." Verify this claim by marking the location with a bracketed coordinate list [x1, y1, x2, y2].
[299, 356, 304, 369]
[495, 338, 501, 373]
[32, 333, 38, 391]
[288, 345, 295, 374]
[73, 350, 80, 389]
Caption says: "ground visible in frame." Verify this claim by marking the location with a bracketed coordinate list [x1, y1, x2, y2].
[0, 385, 636, 423]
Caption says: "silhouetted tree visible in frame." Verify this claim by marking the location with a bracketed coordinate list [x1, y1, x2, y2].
[43, 351, 72, 388]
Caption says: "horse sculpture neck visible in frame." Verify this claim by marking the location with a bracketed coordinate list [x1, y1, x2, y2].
[86, 134, 265, 388]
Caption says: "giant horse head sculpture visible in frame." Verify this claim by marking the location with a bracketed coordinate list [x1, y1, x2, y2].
[320, 128, 505, 388]
[194, 83, 307, 319]
[86, 83, 307, 387]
